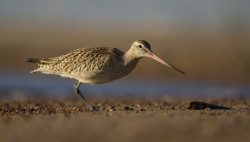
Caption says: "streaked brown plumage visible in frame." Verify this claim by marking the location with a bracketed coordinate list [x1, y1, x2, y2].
[27, 40, 185, 110]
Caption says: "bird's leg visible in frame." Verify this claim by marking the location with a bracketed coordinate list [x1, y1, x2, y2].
[74, 81, 96, 111]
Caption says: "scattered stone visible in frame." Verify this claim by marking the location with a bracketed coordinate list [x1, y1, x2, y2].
[140, 108, 146, 111]
[124, 106, 133, 111]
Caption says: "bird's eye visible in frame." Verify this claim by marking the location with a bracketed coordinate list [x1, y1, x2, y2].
[138, 45, 142, 48]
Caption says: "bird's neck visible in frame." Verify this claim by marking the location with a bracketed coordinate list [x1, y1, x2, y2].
[123, 48, 141, 67]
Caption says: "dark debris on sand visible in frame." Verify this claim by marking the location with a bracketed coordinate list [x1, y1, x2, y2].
[188, 101, 231, 110]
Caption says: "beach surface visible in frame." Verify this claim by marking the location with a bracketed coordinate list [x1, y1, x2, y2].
[0, 97, 250, 142]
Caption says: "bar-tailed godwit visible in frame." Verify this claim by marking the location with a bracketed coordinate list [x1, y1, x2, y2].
[27, 40, 185, 110]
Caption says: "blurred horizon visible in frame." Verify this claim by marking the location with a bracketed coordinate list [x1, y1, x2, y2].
[1, 0, 250, 30]
[1, 0, 250, 84]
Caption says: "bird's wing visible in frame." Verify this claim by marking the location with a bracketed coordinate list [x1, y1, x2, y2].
[49, 47, 124, 73]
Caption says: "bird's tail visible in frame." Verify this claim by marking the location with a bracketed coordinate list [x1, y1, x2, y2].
[26, 58, 41, 63]
[27, 58, 56, 64]
[27, 57, 57, 73]
[27, 58, 44, 73]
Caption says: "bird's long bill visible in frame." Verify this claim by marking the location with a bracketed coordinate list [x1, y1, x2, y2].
[148, 52, 186, 74]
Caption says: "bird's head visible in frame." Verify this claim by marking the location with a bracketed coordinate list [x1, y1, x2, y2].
[131, 40, 185, 74]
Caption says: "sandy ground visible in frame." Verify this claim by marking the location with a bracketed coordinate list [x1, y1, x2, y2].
[0, 97, 250, 142]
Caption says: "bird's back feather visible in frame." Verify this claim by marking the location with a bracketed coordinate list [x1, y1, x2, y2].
[28, 47, 125, 77]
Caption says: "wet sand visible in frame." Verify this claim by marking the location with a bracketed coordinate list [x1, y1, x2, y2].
[0, 97, 250, 142]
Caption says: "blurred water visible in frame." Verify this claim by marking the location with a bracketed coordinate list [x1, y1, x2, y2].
[0, 71, 249, 98]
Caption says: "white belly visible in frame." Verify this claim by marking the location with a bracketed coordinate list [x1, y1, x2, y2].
[75, 70, 129, 84]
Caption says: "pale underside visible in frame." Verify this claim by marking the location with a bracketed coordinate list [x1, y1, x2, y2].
[32, 47, 139, 84]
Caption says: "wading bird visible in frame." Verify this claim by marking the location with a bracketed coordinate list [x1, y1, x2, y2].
[27, 40, 185, 110]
